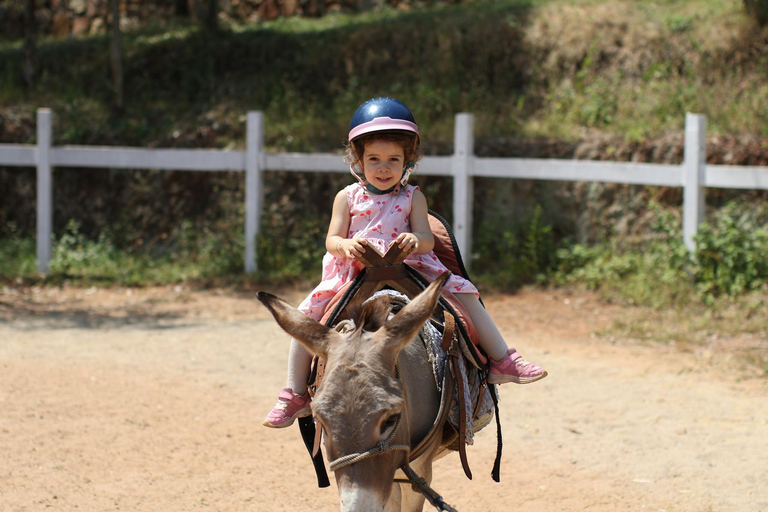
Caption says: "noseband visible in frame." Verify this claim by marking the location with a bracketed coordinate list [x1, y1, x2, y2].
[327, 412, 409, 472]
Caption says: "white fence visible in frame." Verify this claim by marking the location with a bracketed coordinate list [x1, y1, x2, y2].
[2, 108, 768, 274]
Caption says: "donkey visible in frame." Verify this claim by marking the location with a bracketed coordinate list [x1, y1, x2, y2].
[258, 272, 455, 512]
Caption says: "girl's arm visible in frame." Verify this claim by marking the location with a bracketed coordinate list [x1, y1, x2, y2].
[326, 190, 367, 258]
[395, 188, 435, 255]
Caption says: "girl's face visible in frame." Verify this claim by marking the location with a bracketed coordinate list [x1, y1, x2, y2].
[361, 140, 406, 190]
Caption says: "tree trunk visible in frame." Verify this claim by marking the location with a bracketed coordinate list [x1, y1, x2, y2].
[193, 0, 218, 37]
[23, 0, 36, 89]
[110, 0, 124, 111]
[175, 0, 190, 17]
[744, 0, 768, 26]
[206, 0, 218, 32]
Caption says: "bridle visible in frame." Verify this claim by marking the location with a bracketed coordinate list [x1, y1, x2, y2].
[322, 364, 459, 512]
[327, 412, 409, 472]
[327, 363, 410, 472]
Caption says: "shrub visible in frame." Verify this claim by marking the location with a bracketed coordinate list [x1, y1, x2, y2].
[472, 202, 556, 289]
[551, 202, 694, 307]
[693, 201, 768, 299]
[551, 200, 768, 307]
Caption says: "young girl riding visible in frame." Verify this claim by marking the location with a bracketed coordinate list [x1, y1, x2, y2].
[264, 97, 547, 428]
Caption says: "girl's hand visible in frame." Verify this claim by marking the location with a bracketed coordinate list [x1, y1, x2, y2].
[392, 232, 419, 254]
[338, 237, 367, 259]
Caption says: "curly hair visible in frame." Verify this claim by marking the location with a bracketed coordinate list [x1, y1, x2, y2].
[344, 131, 423, 171]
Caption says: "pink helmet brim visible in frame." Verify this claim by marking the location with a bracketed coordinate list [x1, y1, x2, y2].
[348, 117, 419, 142]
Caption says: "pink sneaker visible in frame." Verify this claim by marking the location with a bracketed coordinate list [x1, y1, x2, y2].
[263, 387, 312, 428]
[488, 349, 547, 385]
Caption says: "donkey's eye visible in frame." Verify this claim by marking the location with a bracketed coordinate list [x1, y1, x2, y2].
[381, 414, 399, 436]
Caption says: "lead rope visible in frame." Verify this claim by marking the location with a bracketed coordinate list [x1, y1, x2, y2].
[400, 463, 459, 512]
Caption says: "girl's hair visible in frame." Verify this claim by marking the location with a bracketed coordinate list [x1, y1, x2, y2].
[344, 131, 423, 170]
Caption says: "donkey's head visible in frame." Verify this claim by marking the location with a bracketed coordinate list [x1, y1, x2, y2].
[258, 272, 449, 511]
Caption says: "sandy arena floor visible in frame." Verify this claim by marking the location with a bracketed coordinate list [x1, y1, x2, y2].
[1, 285, 766, 511]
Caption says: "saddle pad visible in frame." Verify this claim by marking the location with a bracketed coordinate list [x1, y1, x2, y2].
[368, 290, 494, 446]
[318, 269, 481, 353]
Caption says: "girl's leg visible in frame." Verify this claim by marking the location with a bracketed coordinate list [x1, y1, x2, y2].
[455, 293, 508, 360]
[455, 293, 547, 385]
[263, 338, 313, 428]
[286, 337, 313, 394]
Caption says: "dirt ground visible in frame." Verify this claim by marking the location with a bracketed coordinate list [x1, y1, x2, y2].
[1, 284, 766, 512]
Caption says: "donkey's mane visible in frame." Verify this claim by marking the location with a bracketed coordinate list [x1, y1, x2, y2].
[339, 294, 393, 334]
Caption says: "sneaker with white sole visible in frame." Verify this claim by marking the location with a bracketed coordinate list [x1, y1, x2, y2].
[263, 387, 312, 428]
[488, 349, 547, 385]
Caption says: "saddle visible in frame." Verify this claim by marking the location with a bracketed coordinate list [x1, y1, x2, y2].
[298, 211, 503, 488]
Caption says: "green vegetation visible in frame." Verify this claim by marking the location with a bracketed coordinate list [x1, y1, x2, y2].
[2, 218, 244, 286]
[2, 0, 767, 148]
[2, 0, 768, 373]
[551, 201, 768, 304]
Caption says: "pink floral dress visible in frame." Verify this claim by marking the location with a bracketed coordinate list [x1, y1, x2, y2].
[298, 183, 478, 320]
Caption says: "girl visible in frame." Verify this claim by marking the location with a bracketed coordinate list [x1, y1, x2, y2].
[264, 97, 547, 428]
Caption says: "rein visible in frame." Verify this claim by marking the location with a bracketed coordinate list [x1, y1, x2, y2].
[400, 463, 459, 512]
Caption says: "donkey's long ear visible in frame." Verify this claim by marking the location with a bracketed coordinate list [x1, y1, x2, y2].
[378, 271, 450, 357]
[257, 291, 341, 359]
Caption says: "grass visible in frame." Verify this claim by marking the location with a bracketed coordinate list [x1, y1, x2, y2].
[2, 0, 767, 150]
[594, 291, 768, 378]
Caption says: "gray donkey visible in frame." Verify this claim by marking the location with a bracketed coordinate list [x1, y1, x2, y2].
[258, 271, 458, 512]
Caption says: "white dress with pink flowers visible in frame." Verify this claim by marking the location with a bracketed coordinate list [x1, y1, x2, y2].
[298, 183, 479, 321]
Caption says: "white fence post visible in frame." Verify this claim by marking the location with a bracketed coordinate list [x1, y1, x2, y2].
[36, 108, 53, 274]
[245, 111, 264, 273]
[452, 113, 474, 268]
[683, 113, 706, 252]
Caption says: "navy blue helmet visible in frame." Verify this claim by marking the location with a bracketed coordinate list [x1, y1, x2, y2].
[348, 97, 419, 142]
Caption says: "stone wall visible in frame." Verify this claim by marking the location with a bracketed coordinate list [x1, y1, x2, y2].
[0, 0, 396, 40]
[1, 0, 173, 39]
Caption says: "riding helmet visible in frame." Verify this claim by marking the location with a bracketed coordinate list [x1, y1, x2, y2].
[348, 97, 420, 142]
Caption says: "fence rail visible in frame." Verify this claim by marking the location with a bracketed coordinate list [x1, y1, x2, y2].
[2, 109, 768, 274]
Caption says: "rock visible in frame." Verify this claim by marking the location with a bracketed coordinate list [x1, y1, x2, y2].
[259, 0, 280, 21]
[69, 0, 88, 15]
[89, 16, 104, 35]
[72, 16, 90, 35]
[87, 0, 99, 18]
[281, 0, 298, 16]
[51, 10, 71, 38]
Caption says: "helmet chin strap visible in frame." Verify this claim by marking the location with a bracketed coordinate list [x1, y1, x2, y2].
[350, 162, 415, 195]
[400, 162, 414, 186]
[349, 164, 367, 188]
